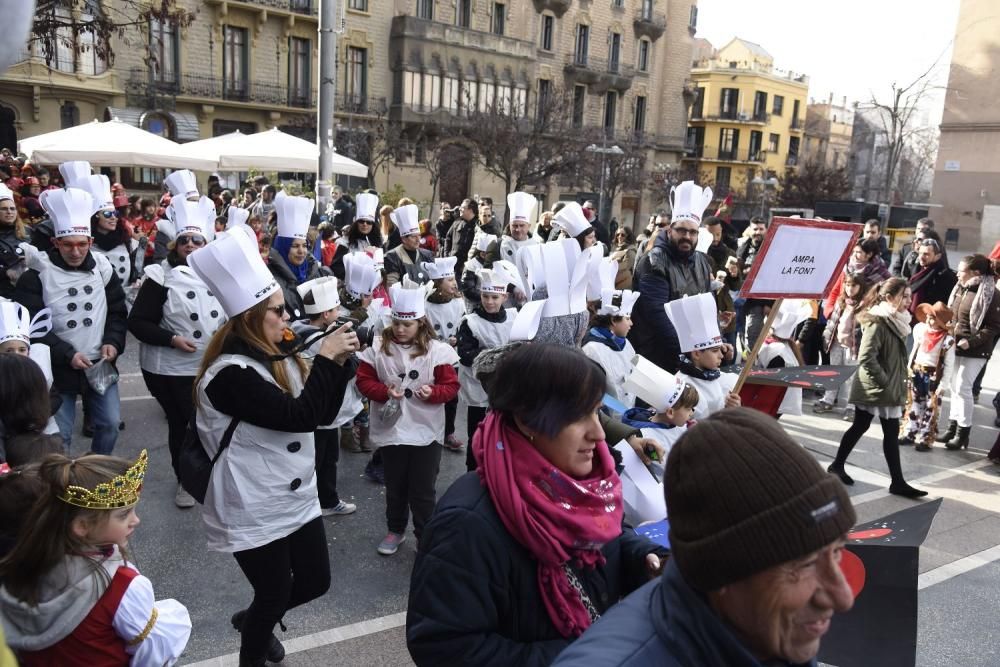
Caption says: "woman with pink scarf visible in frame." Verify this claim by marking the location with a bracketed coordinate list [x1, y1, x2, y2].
[406, 343, 667, 666]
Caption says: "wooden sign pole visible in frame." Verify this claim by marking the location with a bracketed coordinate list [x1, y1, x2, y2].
[733, 297, 784, 394]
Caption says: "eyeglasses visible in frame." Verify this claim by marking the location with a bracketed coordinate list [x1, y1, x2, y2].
[176, 235, 206, 246]
[266, 304, 287, 317]
[671, 227, 700, 237]
[918, 239, 940, 251]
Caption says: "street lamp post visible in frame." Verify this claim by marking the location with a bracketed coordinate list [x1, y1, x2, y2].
[585, 142, 624, 224]
[750, 175, 779, 218]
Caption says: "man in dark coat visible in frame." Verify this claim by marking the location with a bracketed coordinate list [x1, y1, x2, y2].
[907, 238, 956, 323]
[863, 219, 892, 266]
[447, 199, 479, 275]
[629, 216, 713, 373]
[552, 409, 856, 667]
[737, 217, 772, 351]
[434, 202, 455, 257]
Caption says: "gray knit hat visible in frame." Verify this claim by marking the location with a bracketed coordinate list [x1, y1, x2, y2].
[665, 407, 856, 592]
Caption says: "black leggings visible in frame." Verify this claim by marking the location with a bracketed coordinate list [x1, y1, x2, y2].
[381, 443, 442, 542]
[314, 428, 341, 508]
[141, 371, 195, 480]
[444, 397, 458, 438]
[833, 408, 906, 484]
[466, 406, 488, 471]
[232, 516, 330, 661]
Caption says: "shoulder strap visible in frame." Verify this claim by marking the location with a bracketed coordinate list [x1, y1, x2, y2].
[211, 417, 240, 464]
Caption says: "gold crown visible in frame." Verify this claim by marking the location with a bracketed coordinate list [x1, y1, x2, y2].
[58, 449, 148, 510]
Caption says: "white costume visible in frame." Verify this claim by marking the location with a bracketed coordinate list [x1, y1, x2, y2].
[756, 299, 812, 417]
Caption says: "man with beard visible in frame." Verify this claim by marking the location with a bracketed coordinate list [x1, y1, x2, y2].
[737, 217, 772, 352]
[907, 238, 956, 322]
[863, 219, 892, 266]
[629, 203, 713, 373]
[448, 199, 479, 276]
[892, 218, 948, 279]
[435, 202, 455, 257]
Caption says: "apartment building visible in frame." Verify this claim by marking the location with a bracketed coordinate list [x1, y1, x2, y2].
[802, 94, 854, 171]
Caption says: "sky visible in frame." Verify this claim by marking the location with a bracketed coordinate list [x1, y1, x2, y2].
[694, 0, 962, 125]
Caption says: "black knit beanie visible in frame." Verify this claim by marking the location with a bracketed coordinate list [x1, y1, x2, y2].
[665, 407, 856, 592]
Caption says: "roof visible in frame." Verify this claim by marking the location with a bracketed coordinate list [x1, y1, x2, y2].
[717, 37, 774, 63]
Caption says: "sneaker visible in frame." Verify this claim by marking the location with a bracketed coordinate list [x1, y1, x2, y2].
[174, 483, 196, 509]
[812, 400, 834, 414]
[321, 501, 357, 516]
[443, 434, 464, 452]
[377, 532, 406, 555]
[842, 407, 855, 422]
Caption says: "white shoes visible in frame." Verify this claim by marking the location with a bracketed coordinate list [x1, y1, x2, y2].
[174, 483, 196, 509]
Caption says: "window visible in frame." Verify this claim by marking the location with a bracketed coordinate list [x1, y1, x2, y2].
[575, 24, 589, 65]
[540, 14, 554, 51]
[792, 99, 801, 126]
[416, 0, 433, 19]
[223, 26, 249, 100]
[633, 95, 647, 137]
[789, 136, 801, 162]
[443, 77, 461, 112]
[686, 126, 704, 156]
[719, 127, 739, 159]
[641, 0, 653, 19]
[60, 102, 79, 129]
[719, 88, 738, 119]
[141, 112, 173, 138]
[768, 133, 780, 153]
[748, 130, 762, 161]
[149, 19, 178, 86]
[773, 95, 784, 116]
[573, 85, 586, 128]
[613, 0, 624, 8]
[423, 74, 441, 111]
[689, 5, 698, 29]
[457, 0, 471, 27]
[752, 91, 767, 120]
[715, 167, 731, 193]
[603, 91, 617, 134]
[346, 47, 368, 106]
[609, 33, 621, 73]
[637, 40, 650, 72]
[537, 79, 552, 121]
[288, 37, 311, 107]
[348, 0, 368, 10]
[691, 87, 704, 119]
[492, 3, 505, 35]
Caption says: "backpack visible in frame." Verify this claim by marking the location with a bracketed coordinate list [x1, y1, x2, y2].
[177, 409, 239, 504]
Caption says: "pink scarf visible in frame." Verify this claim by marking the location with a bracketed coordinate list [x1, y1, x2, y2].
[473, 411, 623, 638]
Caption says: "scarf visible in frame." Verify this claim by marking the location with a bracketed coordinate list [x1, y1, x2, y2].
[677, 353, 721, 380]
[922, 326, 947, 355]
[908, 259, 944, 317]
[273, 235, 311, 284]
[949, 275, 996, 333]
[836, 298, 859, 349]
[473, 411, 623, 638]
[589, 326, 626, 351]
[868, 301, 912, 339]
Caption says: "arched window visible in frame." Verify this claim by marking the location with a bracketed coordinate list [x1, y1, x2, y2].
[141, 112, 174, 139]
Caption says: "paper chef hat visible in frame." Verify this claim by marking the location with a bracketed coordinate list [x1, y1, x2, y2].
[188, 225, 279, 318]
[599, 289, 641, 318]
[516, 243, 546, 295]
[297, 276, 341, 315]
[507, 191, 536, 223]
[664, 292, 723, 352]
[369, 247, 385, 271]
[164, 169, 199, 200]
[344, 251, 381, 299]
[391, 204, 420, 237]
[624, 355, 689, 413]
[582, 248, 614, 302]
[78, 174, 114, 212]
[355, 192, 379, 221]
[479, 268, 511, 294]
[669, 180, 714, 225]
[40, 188, 95, 238]
[169, 196, 215, 239]
[274, 192, 313, 240]
[0, 184, 13, 202]
[227, 205, 250, 230]
[537, 237, 590, 317]
[0, 301, 52, 344]
[58, 161, 92, 187]
[422, 256, 458, 281]
[769, 299, 812, 340]
[553, 202, 592, 238]
[389, 283, 426, 320]
[475, 233, 497, 253]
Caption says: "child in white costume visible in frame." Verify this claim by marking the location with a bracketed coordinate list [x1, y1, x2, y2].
[422, 257, 465, 452]
[620, 355, 699, 459]
[755, 299, 813, 417]
[903, 301, 956, 451]
[582, 283, 641, 408]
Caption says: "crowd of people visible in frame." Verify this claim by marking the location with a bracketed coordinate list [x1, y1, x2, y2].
[0, 155, 997, 666]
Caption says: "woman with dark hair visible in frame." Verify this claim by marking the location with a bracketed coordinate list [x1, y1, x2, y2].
[406, 343, 667, 666]
[81, 175, 137, 285]
[939, 254, 1000, 450]
[0, 182, 27, 297]
[609, 226, 636, 289]
[823, 238, 892, 320]
[828, 277, 926, 498]
[0, 353, 60, 464]
[268, 193, 330, 321]
[330, 192, 382, 280]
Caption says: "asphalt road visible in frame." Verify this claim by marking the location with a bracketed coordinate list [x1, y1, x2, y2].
[87, 337, 1000, 666]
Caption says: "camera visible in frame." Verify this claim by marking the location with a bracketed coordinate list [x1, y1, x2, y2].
[335, 316, 376, 349]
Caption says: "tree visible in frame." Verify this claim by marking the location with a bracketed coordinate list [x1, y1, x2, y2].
[576, 130, 647, 223]
[416, 133, 473, 206]
[895, 127, 938, 203]
[778, 159, 852, 207]
[334, 111, 409, 188]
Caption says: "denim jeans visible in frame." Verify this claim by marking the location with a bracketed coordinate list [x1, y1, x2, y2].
[55, 382, 121, 455]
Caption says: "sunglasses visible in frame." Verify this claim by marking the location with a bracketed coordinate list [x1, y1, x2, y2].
[266, 304, 287, 317]
[177, 235, 206, 246]
[100, 211, 118, 219]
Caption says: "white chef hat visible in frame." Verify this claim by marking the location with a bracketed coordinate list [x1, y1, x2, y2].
[581, 247, 615, 302]
[475, 233, 497, 253]
[355, 192, 379, 222]
[58, 161, 92, 188]
[164, 169, 199, 200]
[369, 247, 385, 271]
[553, 202, 593, 238]
[227, 206, 250, 230]
[507, 191, 536, 224]
[297, 276, 341, 315]
[78, 174, 113, 212]
[344, 251, 381, 299]
[599, 289, 641, 318]
[188, 225, 279, 318]
[536, 237, 589, 317]
[0, 301, 52, 345]
[422, 256, 458, 281]
[168, 196, 214, 239]
[664, 292, 723, 353]
[40, 188, 95, 238]
[391, 204, 420, 237]
[492, 259, 527, 296]
[389, 283, 426, 320]
[669, 180, 714, 225]
[0, 183, 15, 202]
[516, 243, 546, 295]
[479, 268, 511, 295]
[274, 191, 313, 240]
[769, 299, 812, 340]
[623, 355, 689, 413]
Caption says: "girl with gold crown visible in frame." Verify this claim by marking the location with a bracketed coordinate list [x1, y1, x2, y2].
[0, 450, 191, 665]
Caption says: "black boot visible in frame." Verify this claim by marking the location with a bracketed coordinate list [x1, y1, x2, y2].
[936, 420, 957, 443]
[231, 610, 286, 663]
[946, 426, 971, 450]
[238, 659, 266, 667]
[826, 463, 854, 486]
[992, 392, 1000, 427]
[889, 481, 929, 498]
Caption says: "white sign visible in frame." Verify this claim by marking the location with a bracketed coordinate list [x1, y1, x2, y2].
[944, 160, 961, 172]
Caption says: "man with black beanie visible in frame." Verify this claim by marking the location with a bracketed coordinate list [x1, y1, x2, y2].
[553, 408, 856, 667]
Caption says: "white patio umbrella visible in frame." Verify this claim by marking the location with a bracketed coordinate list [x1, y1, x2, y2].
[18, 119, 218, 170]
[182, 127, 367, 177]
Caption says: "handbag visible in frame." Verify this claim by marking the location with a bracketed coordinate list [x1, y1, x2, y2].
[177, 410, 240, 504]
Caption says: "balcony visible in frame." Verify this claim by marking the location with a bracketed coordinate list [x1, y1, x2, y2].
[693, 110, 769, 125]
[564, 54, 635, 92]
[682, 145, 762, 163]
[204, 0, 318, 23]
[390, 15, 535, 62]
[530, 0, 571, 17]
[786, 155, 799, 167]
[790, 117, 804, 131]
[336, 93, 387, 116]
[633, 10, 667, 41]
[126, 68, 315, 110]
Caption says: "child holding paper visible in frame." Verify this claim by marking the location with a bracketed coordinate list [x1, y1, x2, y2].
[669, 293, 741, 420]
[621, 355, 699, 458]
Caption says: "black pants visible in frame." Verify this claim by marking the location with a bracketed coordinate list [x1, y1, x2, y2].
[380, 443, 442, 542]
[141, 371, 195, 480]
[833, 408, 906, 484]
[444, 397, 458, 438]
[466, 406, 488, 471]
[314, 428, 341, 508]
[232, 516, 330, 661]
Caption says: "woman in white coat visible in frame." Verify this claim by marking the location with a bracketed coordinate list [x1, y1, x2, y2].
[189, 227, 360, 667]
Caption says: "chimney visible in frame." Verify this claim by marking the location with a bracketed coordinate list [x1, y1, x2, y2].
[828, 92, 833, 105]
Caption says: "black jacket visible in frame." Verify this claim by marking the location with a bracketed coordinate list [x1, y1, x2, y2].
[448, 215, 478, 274]
[907, 258, 956, 317]
[13, 249, 128, 392]
[384, 244, 434, 287]
[406, 472, 666, 667]
[455, 306, 508, 367]
[267, 248, 329, 322]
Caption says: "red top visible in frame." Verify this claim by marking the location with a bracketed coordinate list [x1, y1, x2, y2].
[20, 566, 138, 667]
